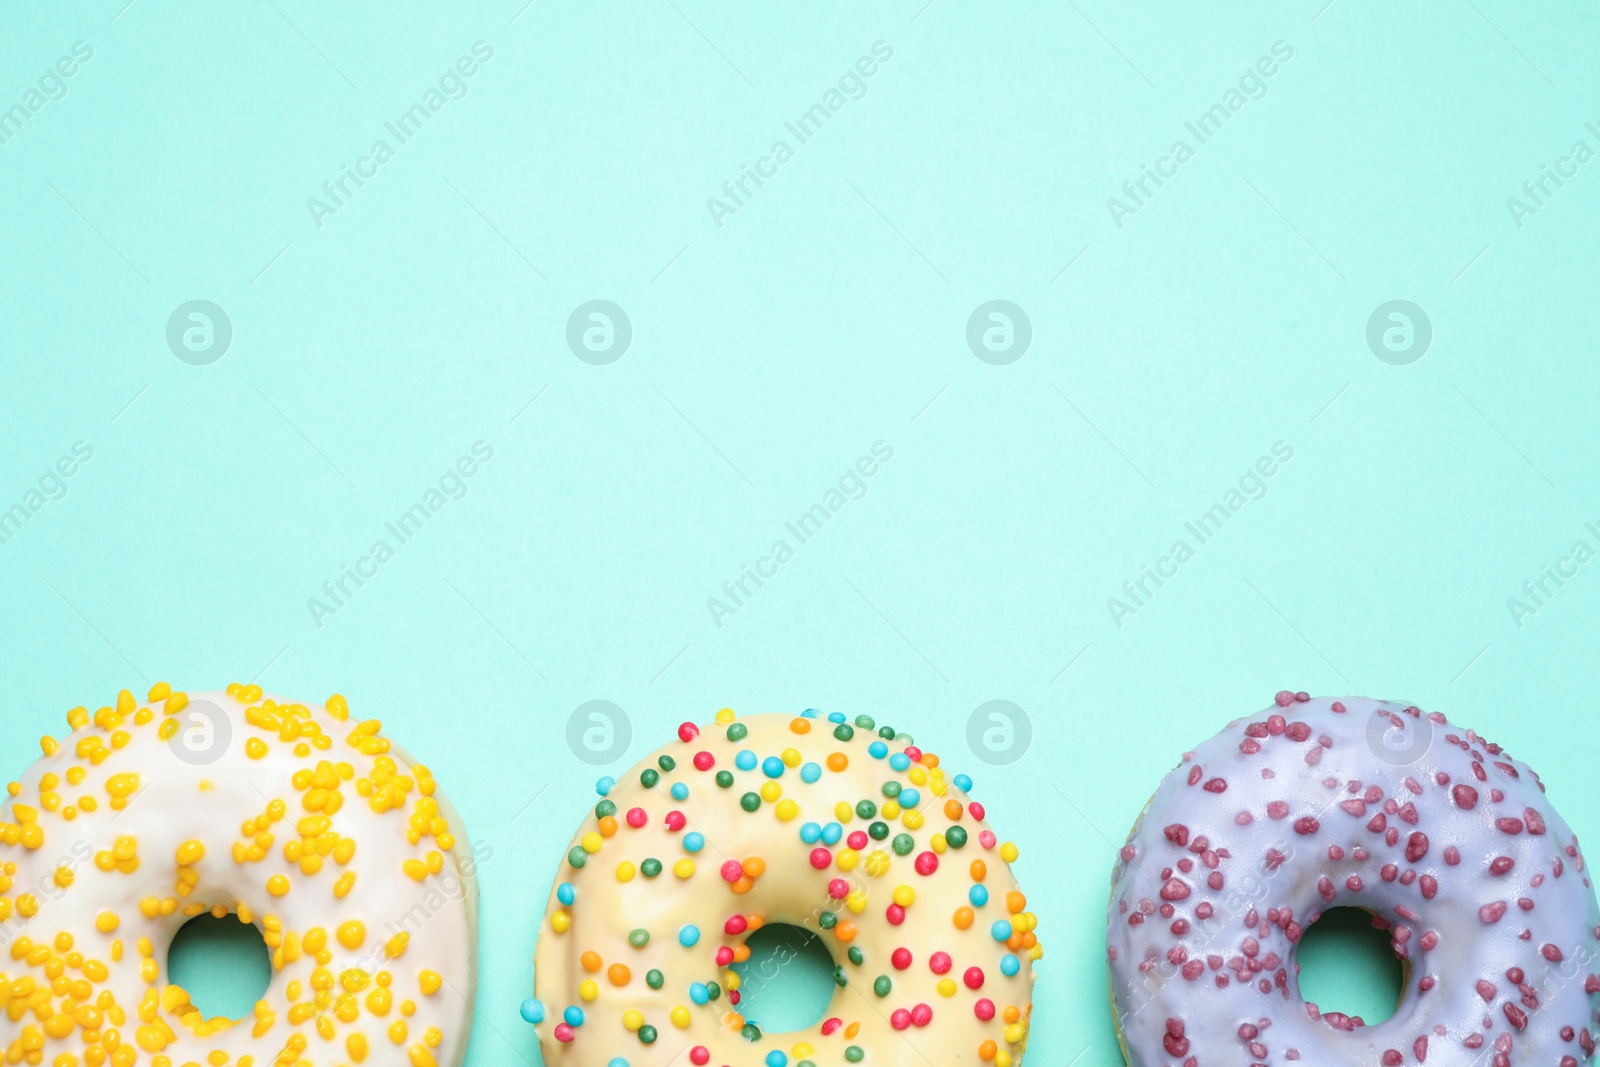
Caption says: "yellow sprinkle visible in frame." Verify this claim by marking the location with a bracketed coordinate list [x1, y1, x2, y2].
[338, 921, 366, 950]
[347, 1034, 369, 1063]
[622, 1009, 644, 1031]
[53, 866, 74, 888]
[864, 850, 890, 877]
[892, 885, 915, 907]
[335, 872, 357, 899]
[781, 748, 803, 767]
[714, 707, 735, 724]
[580, 832, 603, 854]
[579, 979, 598, 1001]
[246, 737, 269, 760]
[550, 911, 570, 933]
[326, 693, 350, 721]
[673, 858, 696, 879]
[403, 859, 429, 881]
[615, 861, 636, 882]
[266, 875, 291, 897]
[385, 932, 410, 959]
[408, 1044, 437, 1067]
[419, 970, 443, 996]
[836, 849, 859, 871]
[759, 781, 781, 802]
[175, 840, 205, 866]
[775, 799, 800, 822]
[670, 1005, 691, 1028]
[930, 833, 948, 854]
[106, 773, 140, 798]
[902, 809, 925, 830]
[881, 800, 901, 819]
[95, 912, 120, 933]
[1000, 841, 1019, 862]
[937, 977, 957, 997]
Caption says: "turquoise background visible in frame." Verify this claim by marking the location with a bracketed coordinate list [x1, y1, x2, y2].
[3, 0, 1598, 1063]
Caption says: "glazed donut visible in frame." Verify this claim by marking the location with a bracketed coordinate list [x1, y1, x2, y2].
[529, 708, 1041, 1067]
[0, 683, 478, 1067]
[1108, 692, 1599, 1067]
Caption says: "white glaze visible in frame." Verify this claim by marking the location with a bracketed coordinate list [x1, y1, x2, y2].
[1108, 694, 1599, 1067]
[532, 711, 1040, 1067]
[0, 686, 477, 1067]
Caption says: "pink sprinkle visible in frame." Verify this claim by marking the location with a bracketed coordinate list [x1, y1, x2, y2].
[1294, 817, 1320, 835]
[975, 998, 995, 1020]
[809, 848, 832, 870]
[903, 746, 922, 762]
[847, 831, 869, 850]
[720, 860, 744, 882]
[910, 1003, 933, 1027]
[724, 915, 748, 935]
[886, 903, 905, 926]
[1490, 857, 1515, 875]
[1479, 902, 1508, 923]
[827, 878, 849, 900]
[627, 807, 648, 828]
[968, 802, 985, 820]
[690, 1046, 709, 1065]
[1203, 777, 1228, 793]
[890, 1009, 912, 1031]
[1275, 691, 1295, 707]
[821, 1018, 842, 1036]
[1285, 721, 1311, 742]
[553, 1023, 574, 1043]
[892, 948, 912, 969]
[715, 946, 734, 966]
[692, 751, 715, 771]
[1160, 878, 1191, 901]
[1543, 944, 1564, 962]
[978, 830, 997, 848]
[929, 951, 952, 974]
[665, 811, 687, 832]
[677, 722, 699, 742]
[964, 967, 984, 989]
[914, 852, 939, 876]
[1406, 832, 1430, 862]
[1382, 1051, 1402, 1066]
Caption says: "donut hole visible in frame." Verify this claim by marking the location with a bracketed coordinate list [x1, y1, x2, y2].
[1295, 907, 1405, 1026]
[166, 912, 272, 1021]
[730, 923, 837, 1034]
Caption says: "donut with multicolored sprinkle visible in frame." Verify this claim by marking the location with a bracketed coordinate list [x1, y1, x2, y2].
[1108, 692, 1599, 1067]
[529, 708, 1040, 1067]
[0, 683, 478, 1067]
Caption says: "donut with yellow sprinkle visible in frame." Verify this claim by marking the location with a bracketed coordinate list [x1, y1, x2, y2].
[0, 683, 478, 1067]
[528, 708, 1040, 1067]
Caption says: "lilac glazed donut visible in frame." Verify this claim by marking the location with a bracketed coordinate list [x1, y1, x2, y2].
[1107, 692, 1600, 1067]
